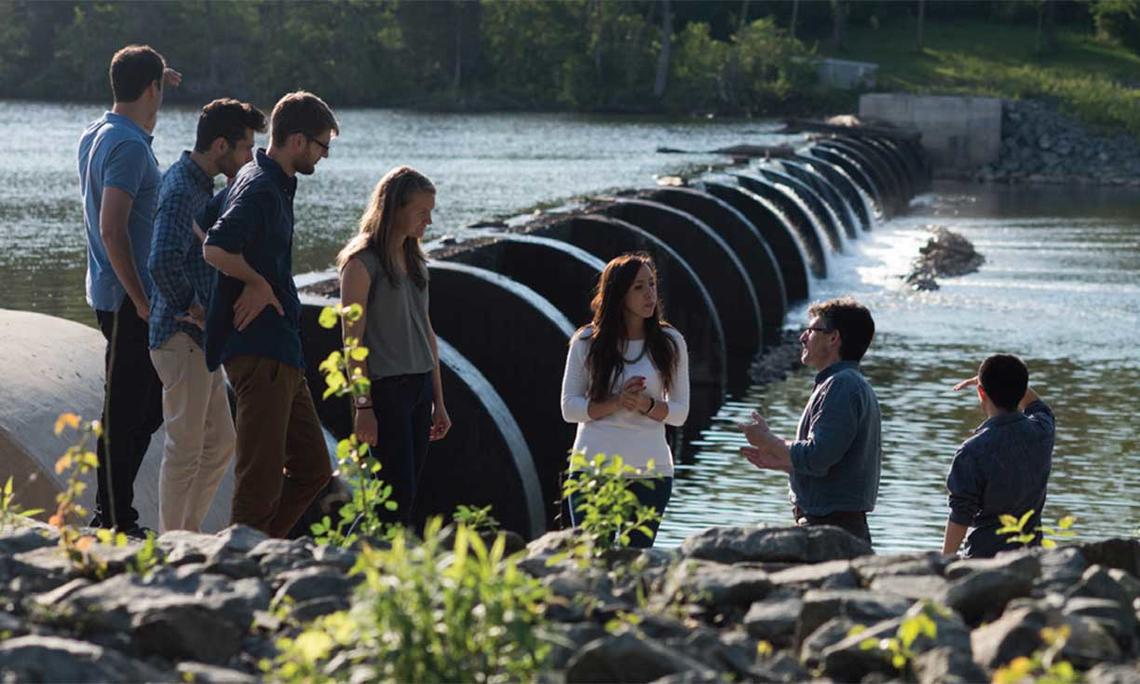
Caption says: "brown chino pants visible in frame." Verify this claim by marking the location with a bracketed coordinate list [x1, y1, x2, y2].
[225, 355, 332, 538]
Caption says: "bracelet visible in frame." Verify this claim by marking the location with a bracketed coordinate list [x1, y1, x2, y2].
[641, 397, 656, 415]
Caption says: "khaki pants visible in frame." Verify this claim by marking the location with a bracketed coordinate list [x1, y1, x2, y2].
[224, 355, 332, 538]
[150, 332, 235, 532]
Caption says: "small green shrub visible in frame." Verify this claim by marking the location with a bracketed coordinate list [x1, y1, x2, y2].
[993, 624, 1080, 684]
[454, 504, 500, 535]
[269, 518, 550, 683]
[855, 601, 946, 672]
[0, 476, 43, 529]
[560, 451, 662, 559]
[312, 304, 397, 547]
[997, 511, 1078, 549]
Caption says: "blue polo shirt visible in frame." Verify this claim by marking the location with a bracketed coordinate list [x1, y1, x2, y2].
[77, 112, 162, 311]
[203, 150, 302, 371]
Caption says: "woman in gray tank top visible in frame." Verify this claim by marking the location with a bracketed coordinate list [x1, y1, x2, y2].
[335, 166, 451, 528]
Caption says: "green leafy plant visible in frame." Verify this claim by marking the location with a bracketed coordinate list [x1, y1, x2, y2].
[311, 304, 397, 547]
[998, 511, 1078, 549]
[268, 518, 550, 683]
[50, 413, 112, 576]
[454, 504, 500, 534]
[993, 624, 1080, 684]
[856, 601, 946, 672]
[559, 451, 663, 559]
[0, 476, 44, 529]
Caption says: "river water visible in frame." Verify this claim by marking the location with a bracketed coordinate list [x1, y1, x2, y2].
[2, 103, 1137, 552]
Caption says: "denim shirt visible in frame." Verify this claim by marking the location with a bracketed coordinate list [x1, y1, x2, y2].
[202, 150, 302, 371]
[788, 360, 882, 516]
[147, 151, 216, 349]
[946, 400, 1055, 558]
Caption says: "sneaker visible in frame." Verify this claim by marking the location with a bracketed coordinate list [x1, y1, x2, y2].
[119, 524, 155, 540]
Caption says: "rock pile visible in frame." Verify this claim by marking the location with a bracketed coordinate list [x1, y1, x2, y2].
[2, 519, 1139, 683]
[904, 227, 985, 292]
[975, 99, 1140, 186]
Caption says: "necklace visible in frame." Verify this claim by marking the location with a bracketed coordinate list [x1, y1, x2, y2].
[621, 340, 648, 364]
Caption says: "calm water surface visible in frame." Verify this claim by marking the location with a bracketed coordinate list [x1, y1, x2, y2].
[2, 103, 1136, 552]
[658, 183, 1140, 552]
[0, 102, 789, 321]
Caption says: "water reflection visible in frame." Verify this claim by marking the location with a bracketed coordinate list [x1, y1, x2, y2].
[659, 182, 1140, 552]
[0, 102, 793, 323]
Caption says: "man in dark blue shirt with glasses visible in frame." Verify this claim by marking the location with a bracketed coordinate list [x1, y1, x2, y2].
[942, 354, 1055, 558]
[738, 297, 882, 546]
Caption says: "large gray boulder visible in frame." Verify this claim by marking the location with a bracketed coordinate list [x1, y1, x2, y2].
[940, 568, 1034, 625]
[743, 596, 802, 646]
[680, 526, 872, 565]
[970, 605, 1047, 670]
[0, 635, 169, 682]
[796, 589, 912, 646]
[661, 560, 772, 608]
[565, 632, 711, 683]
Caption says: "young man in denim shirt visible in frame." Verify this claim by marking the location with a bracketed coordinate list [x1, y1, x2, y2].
[147, 99, 266, 533]
[942, 355, 1055, 558]
[738, 298, 882, 545]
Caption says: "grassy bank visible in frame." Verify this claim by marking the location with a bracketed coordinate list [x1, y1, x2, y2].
[822, 19, 1140, 136]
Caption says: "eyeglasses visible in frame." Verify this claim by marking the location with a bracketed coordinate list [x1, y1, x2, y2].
[307, 135, 330, 153]
[802, 326, 834, 335]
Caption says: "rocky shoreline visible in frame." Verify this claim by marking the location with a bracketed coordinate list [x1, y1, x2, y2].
[970, 99, 1140, 187]
[1, 517, 1138, 683]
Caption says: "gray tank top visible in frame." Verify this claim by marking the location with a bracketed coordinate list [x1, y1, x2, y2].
[352, 249, 435, 379]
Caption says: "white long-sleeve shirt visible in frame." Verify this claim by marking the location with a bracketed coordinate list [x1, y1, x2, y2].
[560, 326, 690, 477]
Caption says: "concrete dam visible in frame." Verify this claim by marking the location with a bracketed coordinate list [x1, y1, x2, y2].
[0, 125, 929, 541]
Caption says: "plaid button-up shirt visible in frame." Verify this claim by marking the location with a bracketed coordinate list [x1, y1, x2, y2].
[147, 151, 216, 349]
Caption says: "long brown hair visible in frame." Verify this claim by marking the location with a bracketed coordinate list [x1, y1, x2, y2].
[579, 253, 678, 402]
[335, 165, 434, 289]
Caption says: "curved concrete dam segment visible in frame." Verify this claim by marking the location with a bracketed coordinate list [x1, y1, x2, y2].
[3, 130, 927, 541]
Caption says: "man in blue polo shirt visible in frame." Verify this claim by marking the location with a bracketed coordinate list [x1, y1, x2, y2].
[77, 44, 180, 535]
[942, 355, 1055, 558]
[202, 91, 337, 538]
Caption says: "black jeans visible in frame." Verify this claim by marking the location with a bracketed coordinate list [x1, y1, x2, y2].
[370, 372, 433, 527]
[570, 477, 673, 549]
[92, 296, 163, 529]
[793, 505, 873, 547]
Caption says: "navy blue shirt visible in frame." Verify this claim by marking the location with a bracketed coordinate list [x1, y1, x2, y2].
[203, 150, 302, 371]
[788, 361, 882, 516]
[946, 400, 1055, 558]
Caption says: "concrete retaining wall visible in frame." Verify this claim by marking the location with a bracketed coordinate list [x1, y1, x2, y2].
[860, 93, 1002, 171]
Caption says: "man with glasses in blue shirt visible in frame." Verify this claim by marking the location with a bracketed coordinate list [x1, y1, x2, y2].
[77, 44, 180, 536]
[202, 91, 337, 538]
[738, 297, 882, 546]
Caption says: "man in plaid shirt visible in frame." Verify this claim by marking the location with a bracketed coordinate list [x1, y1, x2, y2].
[147, 99, 266, 532]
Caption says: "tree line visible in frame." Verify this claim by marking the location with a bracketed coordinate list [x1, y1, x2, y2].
[0, 0, 1133, 115]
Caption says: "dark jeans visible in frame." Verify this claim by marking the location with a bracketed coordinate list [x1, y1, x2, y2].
[224, 355, 333, 538]
[93, 296, 163, 529]
[793, 505, 873, 547]
[370, 372, 433, 527]
[570, 477, 673, 549]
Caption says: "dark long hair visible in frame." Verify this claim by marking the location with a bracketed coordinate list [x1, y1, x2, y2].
[579, 253, 677, 402]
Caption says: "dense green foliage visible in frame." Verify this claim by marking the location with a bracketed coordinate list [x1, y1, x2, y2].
[828, 16, 1140, 135]
[0, 1, 1134, 128]
[269, 519, 551, 683]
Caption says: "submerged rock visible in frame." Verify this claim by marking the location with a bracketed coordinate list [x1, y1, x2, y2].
[903, 226, 985, 291]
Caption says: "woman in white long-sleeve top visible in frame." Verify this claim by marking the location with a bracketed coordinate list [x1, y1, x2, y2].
[560, 252, 690, 547]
